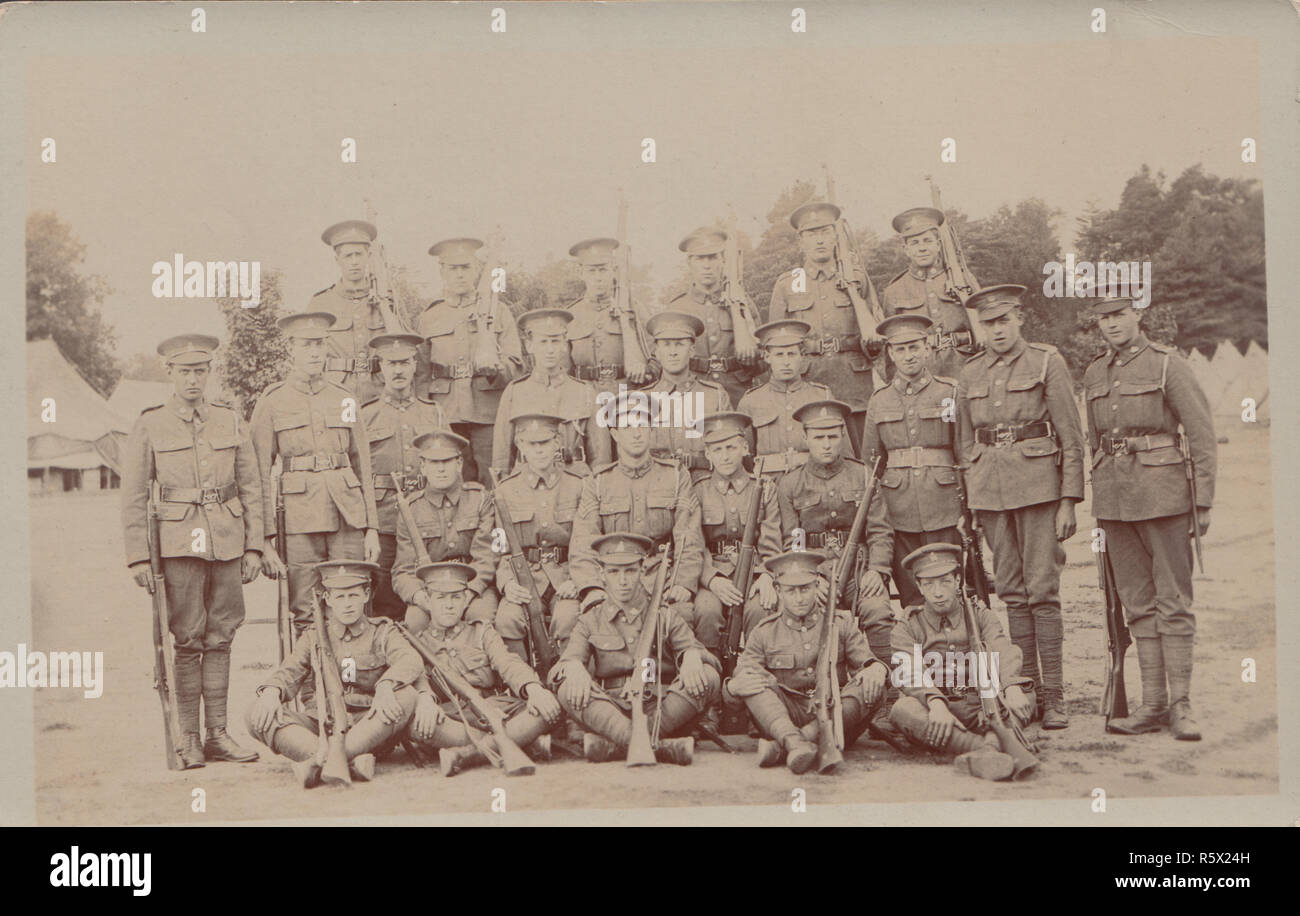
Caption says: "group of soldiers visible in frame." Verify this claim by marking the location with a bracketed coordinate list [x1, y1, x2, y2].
[121, 199, 1217, 785]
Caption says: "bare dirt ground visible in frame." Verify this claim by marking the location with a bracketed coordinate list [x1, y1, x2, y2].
[29, 428, 1278, 825]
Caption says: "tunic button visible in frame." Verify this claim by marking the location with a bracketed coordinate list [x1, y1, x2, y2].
[1112, 405, 1118, 411]
[1112, 381, 1120, 388]
[993, 401, 1001, 407]
[804, 643, 811, 650]
[996, 380, 1003, 386]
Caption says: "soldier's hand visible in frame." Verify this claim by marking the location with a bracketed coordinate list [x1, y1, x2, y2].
[262, 550, 287, 580]
[555, 579, 579, 600]
[859, 570, 887, 599]
[1003, 685, 1033, 724]
[1055, 500, 1077, 542]
[665, 585, 692, 605]
[751, 573, 776, 610]
[1194, 507, 1211, 537]
[240, 550, 262, 584]
[504, 583, 533, 606]
[251, 687, 282, 736]
[411, 692, 444, 740]
[525, 684, 562, 725]
[679, 652, 708, 699]
[130, 563, 153, 592]
[861, 663, 887, 706]
[924, 700, 957, 748]
[558, 669, 592, 710]
[363, 529, 381, 564]
[371, 683, 403, 725]
[627, 366, 650, 386]
[708, 576, 745, 607]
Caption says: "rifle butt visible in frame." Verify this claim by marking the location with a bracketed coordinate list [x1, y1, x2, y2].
[814, 715, 842, 773]
[321, 742, 352, 786]
[626, 701, 657, 767]
[496, 737, 537, 777]
[989, 719, 1037, 780]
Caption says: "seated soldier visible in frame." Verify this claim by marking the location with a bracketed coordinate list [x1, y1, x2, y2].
[887, 543, 1037, 781]
[725, 550, 888, 774]
[244, 560, 422, 787]
[492, 413, 585, 662]
[392, 430, 498, 629]
[403, 562, 562, 777]
[550, 533, 721, 765]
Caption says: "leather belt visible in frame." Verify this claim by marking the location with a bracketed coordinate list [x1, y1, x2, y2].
[802, 334, 862, 355]
[651, 448, 710, 471]
[928, 329, 980, 352]
[1097, 432, 1177, 456]
[757, 450, 808, 474]
[160, 482, 237, 505]
[806, 529, 851, 550]
[429, 361, 497, 380]
[524, 545, 567, 565]
[975, 421, 1054, 448]
[559, 444, 587, 465]
[689, 355, 743, 375]
[374, 473, 425, 493]
[707, 537, 742, 560]
[325, 357, 379, 374]
[573, 364, 625, 383]
[886, 447, 955, 469]
[286, 453, 351, 472]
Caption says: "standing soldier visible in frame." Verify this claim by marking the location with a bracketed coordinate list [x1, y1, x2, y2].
[694, 412, 782, 640]
[1084, 296, 1215, 740]
[391, 430, 499, 630]
[666, 226, 759, 406]
[417, 237, 524, 486]
[551, 533, 721, 764]
[768, 202, 879, 447]
[309, 220, 398, 404]
[250, 312, 380, 633]
[862, 313, 963, 610]
[882, 208, 980, 380]
[737, 318, 835, 475]
[643, 311, 731, 476]
[569, 400, 712, 649]
[564, 237, 651, 386]
[121, 334, 264, 768]
[725, 551, 888, 773]
[957, 284, 1084, 729]
[775, 400, 896, 668]
[491, 413, 587, 661]
[490, 308, 612, 479]
[361, 332, 447, 619]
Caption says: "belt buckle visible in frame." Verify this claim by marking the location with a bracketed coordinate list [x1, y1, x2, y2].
[820, 334, 839, 354]
[314, 455, 332, 471]
[453, 361, 472, 380]
[708, 354, 726, 374]
[718, 542, 739, 562]
[538, 546, 560, 565]
[932, 331, 952, 350]
[1108, 437, 1129, 456]
[994, 426, 1016, 448]
[200, 487, 221, 505]
[403, 474, 425, 493]
[823, 531, 843, 552]
[597, 365, 618, 383]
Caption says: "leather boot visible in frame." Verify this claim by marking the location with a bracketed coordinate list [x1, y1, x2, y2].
[755, 738, 785, 768]
[784, 733, 818, 775]
[530, 734, 552, 762]
[204, 727, 259, 763]
[583, 732, 621, 762]
[954, 734, 1014, 781]
[439, 745, 480, 777]
[179, 732, 207, 770]
[349, 753, 376, 782]
[1163, 634, 1201, 741]
[292, 759, 322, 789]
[1107, 636, 1169, 734]
[655, 736, 694, 766]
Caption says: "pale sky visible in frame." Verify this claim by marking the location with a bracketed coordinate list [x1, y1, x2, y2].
[26, 32, 1260, 359]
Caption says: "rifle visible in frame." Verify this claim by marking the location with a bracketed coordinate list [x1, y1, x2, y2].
[1180, 432, 1205, 573]
[471, 249, 505, 374]
[1096, 526, 1131, 724]
[625, 542, 673, 767]
[146, 482, 184, 771]
[308, 588, 352, 786]
[614, 199, 652, 381]
[395, 621, 536, 777]
[722, 217, 761, 363]
[363, 203, 407, 335]
[721, 457, 766, 681]
[954, 466, 994, 608]
[814, 455, 884, 773]
[822, 164, 886, 375]
[273, 465, 294, 662]
[492, 484, 560, 675]
[956, 541, 1038, 780]
[925, 177, 980, 306]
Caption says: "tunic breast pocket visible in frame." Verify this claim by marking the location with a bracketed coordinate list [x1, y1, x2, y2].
[598, 494, 631, 527]
[701, 502, 727, 527]
[343, 652, 385, 688]
[366, 424, 395, 447]
[324, 414, 357, 449]
[963, 382, 991, 426]
[1117, 381, 1166, 431]
[792, 492, 822, 514]
[456, 648, 490, 674]
[273, 411, 310, 449]
[766, 652, 795, 670]
[151, 436, 194, 483]
[645, 491, 676, 530]
[1004, 376, 1045, 419]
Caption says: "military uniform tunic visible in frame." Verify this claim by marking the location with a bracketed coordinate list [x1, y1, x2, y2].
[881, 266, 977, 380]
[667, 285, 759, 405]
[565, 294, 645, 383]
[391, 482, 498, 624]
[696, 469, 782, 636]
[309, 281, 390, 405]
[489, 370, 612, 477]
[412, 619, 542, 710]
[1083, 333, 1216, 637]
[737, 377, 835, 473]
[644, 373, 731, 474]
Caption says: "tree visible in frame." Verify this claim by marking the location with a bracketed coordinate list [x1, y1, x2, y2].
[26, 211, 120, 396]
[215, 269, 291, 419]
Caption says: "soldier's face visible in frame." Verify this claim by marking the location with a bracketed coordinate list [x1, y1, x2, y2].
[422, 455, 462, 490]
[1097, 307, 1140, 348]
[777, 580, 818, 618]
[889, 339, 930, 378]
[580, 263, 614, 299]
[600, 559, 643, 605]
[655, 336, 693, 374]
[441, 260, 479, 297]
[797, 224, 835, 263]
[516, 434, 559, 472]
[334, 243, 370, 283]
[764, 343, 804, 381]
[380, 355, 415, 394]
[903, 230, 941, 268]
[167, 363, 210, 402]
[292, 337, 327, 376]
[917, 571, 959, 614]
[980, 310, 1023, 355]
[805, 426, 843, 465]
[323, 584, 369, 625]
[612, 422, 650, 459]
[525, 330, 568, 372]
[428, 588, 471, 629]
[688, 252, 722, 290]
[705, 436, 746, 478]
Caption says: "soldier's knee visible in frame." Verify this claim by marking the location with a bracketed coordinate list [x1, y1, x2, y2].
[495, 601, 527, 640]
[693, 589, 723, 622]
[551, 600, 580, 639]
[889, 695, 929, 734]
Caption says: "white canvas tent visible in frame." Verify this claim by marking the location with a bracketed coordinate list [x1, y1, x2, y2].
[1187, 339, 1269, 428]
[107, 378, 172, 420]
